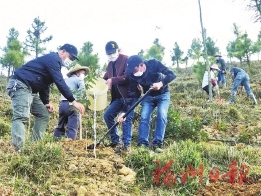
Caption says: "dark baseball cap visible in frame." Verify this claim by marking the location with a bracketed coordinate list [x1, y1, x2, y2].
[60, 44, 79, 60]
[125, 55, 144, 75]
[105, 41, 119, 55]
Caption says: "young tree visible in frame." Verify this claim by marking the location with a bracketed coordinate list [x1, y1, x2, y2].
[234, 32, 257, 69]
[227, 23, 243, 64]
[138, 49, 145, 59]
[188, 38, 203, 62]
[24, 16, 53, 58]
[246, 0, 261, 22]
[77, 41, 100, 86]
[0, 28, 26, 77]
[170, 42, 184, 68]
[6, 28, 19, 46]
[253, 29, 261, 60]
[226, 41, 236, 62]
[205, 36, 219, 56]
[144, 38, 165, 61]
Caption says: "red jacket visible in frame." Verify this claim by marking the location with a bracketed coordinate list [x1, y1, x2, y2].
[103, 54, 129, 102]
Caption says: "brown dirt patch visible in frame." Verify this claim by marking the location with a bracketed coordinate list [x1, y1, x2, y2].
[195, 181, 261, 196]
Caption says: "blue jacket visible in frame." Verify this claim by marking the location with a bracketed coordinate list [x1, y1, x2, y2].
[230, 67, 245, 76]
[216, 58, 226, 71]
[13, 52, 75, 104]
[124, 59, 176, 112]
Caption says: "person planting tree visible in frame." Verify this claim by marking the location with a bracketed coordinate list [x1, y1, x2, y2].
[118, 55, 176, 153]
[6, 44, 85, 152]
[54, 64, 89, 140]
[229, 67, 257, 105]
[202, 64, 220, 99]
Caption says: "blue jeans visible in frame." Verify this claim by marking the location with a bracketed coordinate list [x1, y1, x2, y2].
[104, 98, 138, 147]
[217, 72, 226, 85]
[232, 71, 252, 95]
[6, 79, 50, 151]
[54, 101, 79, 140]
[138, 92, 170, 147]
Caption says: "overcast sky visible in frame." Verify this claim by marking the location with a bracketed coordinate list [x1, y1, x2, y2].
[0, 0, 260, 71]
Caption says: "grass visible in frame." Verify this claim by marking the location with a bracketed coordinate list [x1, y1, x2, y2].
[1, 62, 261, 195]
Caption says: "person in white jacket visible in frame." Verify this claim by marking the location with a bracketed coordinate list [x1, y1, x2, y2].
[202, 64, 220, 97]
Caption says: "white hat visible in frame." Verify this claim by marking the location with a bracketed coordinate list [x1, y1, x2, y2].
[210, 64, 220, 71]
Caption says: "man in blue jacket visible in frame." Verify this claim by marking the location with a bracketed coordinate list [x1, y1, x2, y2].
[215, 53, 227, 88]
[6, 43, 85, 152]
[118, 55, 176, 153]
[230, 67, 257, 105]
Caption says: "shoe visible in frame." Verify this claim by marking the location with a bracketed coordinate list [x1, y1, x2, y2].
[153, 146, 163, 153]
[115, 145, 131, 154]
[138, 144, 148, 149]
[106, 143, 120, 148]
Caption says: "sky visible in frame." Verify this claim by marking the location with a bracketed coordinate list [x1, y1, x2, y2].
[0, 0, 260, 74]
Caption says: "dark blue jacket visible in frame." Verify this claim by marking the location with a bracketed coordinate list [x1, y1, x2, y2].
[13, 52, 75, 104]
[123, 59, 176, 112]
[216, 58, 226, 71]
[230, 67, 245, 76]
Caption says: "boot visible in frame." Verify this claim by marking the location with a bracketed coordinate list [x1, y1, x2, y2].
[249, 93, 257, 105]
[230, 91, 236, 104]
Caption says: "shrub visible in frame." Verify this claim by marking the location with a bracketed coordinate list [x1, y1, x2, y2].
[8, 141, 63, 183]
[0, 118, 11, 137]
[165, 110, 204, 141]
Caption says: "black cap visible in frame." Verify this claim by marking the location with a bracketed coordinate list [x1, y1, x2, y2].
[125, 55, 144, 75]
[60, 44, 79, 60]
[105, 41, 119, 55]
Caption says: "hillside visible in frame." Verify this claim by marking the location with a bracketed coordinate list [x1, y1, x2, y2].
[0, 63, 261, 195]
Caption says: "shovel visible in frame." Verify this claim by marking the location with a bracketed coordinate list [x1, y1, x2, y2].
[86, 89, 152, 149]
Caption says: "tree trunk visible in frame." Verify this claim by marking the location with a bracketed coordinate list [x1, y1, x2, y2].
[198, 0, 212, 100]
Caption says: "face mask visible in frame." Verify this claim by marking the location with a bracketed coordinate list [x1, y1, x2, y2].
[79, 73, 85, 80]
[63, 57, 73, 68]
[133, 71, 143, 77]
[107, 51, 119, 62]
[215, 57, 219, 61]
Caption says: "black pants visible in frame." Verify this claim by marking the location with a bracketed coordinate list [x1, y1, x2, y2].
[203, 85, 215, 97]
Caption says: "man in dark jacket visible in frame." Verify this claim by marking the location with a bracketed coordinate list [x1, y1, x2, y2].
[6, 43, 85, 151]
[215, 53, 227, 88]
[119, 55, 176, 153]
[103, 41, 139, 154]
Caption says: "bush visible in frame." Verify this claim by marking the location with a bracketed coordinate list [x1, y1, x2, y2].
[8, 141, 63, 183]
[165, 110, 205, 141]
[0, 118, 11, 137]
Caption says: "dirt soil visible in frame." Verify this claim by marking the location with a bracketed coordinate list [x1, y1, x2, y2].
[56, 139, 137, 196]
[0, 139, 136, 196]
[60, 140, 261, 196]
[1, 139, 261, 195]
[195, 181, 261, 196]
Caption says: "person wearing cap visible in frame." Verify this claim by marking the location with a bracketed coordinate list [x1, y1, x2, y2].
[202, 64, 220, 98]
[6, 43, 85, 151]
[215, 53, 227, 88]
[103, 41, 140, 154]
[118, 55, 176, 153]
[229, 67, 257, 105]
[54, 64, 89, 140]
